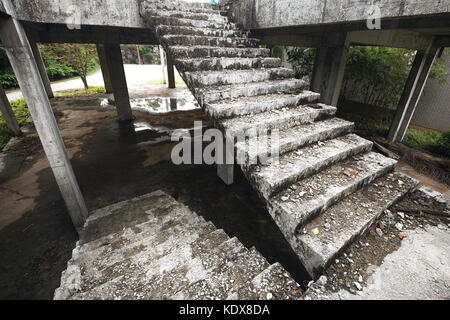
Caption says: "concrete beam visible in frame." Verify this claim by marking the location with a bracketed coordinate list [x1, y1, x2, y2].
[311, 33, 350, 106]
[167, 55, 176, 89]
[102, 43, 133, 121]
[388, 38, 441, 142]
[30, 42, 54, 98]
[96, 44, 113, 94]
[0, 4, 88, 231]
[0, 83, 21, 136]
[348, 29, 433, 50]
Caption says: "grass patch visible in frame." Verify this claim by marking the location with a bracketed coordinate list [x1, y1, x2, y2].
[54, 86, 106, 97]
[403, 129, 450, 158]
[0, 98, 30, 149]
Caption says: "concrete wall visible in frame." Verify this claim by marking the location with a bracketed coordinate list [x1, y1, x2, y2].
[230, 0, 450, 29]
[10, 0, 145, 28]
[411, 54, 450, 132]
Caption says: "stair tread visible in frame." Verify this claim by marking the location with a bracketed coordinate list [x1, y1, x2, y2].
[219, 103, 336, 137]
[169, 45, 270, 59]
[269, 151, 397, 235]
[162, 34, 259, 48]
[238, 263, 303, 300]
[296, 172, 419, 276]
[206, 91, 319, 119]
[185, 67, 294, 87]
[250, 133, 373, 199]
[196, 78, 308, 103]
[176, 57, 281, 72]
[145, 9, 228, 22]
[236, 117, 354, 165]
[157, 25, 248, 38]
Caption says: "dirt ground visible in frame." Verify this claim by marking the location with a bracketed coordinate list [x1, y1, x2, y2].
[0, 92, 448, 300]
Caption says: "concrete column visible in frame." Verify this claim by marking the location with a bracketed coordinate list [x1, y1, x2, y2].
[311, 35, 350, 106]
[167, 55, 176, 89]
[0, 83, 21, 136]
[160, 45, 167, 85]
[96, 44, 113, 94]
[387, 38, 440, 142]
[217, 136, 234, 185]
[0, 12, 88, 231]
[30, 42, 54, 99]
[102, 43, 133, 121]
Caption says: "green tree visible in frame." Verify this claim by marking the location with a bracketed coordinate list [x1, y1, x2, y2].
[40, 44, 98, 89]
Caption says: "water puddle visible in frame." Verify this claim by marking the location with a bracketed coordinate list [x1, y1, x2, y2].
[101, 95, 200, 114]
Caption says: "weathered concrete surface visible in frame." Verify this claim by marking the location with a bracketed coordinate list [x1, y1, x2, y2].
[229, 0, 450, 30]
[55, 190, 303, 300]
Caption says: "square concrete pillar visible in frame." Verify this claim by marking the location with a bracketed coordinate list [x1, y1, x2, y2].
[30, 42, 54, 99]
[387, 38, 440, 142]
[311, 34, 350, 106]
[101, 43, 133, 121]
[96, 44, 113, 94]
[0, 6, 88, 231]
[167, 55, 176, 89]
[0, 83, 21, 136]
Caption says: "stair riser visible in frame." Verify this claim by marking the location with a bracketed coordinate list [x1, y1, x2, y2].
[177, 57, 281, 73]
[148, 16, 236, 29]
[197, 80, 309, 104]
[240, 122, 354, 168]
[294, 176, 419, 279]
[168, 46, 270, 60]
[157, 25, 248, 38]
[145, 10, 228, 23]
[162, 35, 259, 48]
[186, 68, 294, 88]
[207, 91, 319, 119]
[254, 141, 373, 200]
[141, 1, 222, 14]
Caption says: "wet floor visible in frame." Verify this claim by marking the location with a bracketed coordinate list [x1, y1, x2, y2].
[0, 90, 311, 299]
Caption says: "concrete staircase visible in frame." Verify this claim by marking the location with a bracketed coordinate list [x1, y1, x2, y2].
[139, 0, 419, 279]
[55, 191, 303, 299]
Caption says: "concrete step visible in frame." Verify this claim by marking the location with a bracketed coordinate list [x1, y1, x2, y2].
[55, 211, 216, 299]
[176, 57, 281, 72]
[144, 10, 228, 23]
[249, 134, 373, 199]
[236, 118, 354, 167]
[185, 68, 294, 88]
[168, 45, 270, 59]
[237, 263, 303, 300]
[294, 172, 419, 278]
[172, 247, 271, 300]
[218, 103, 337, 137]
[148, 16, 236, 30]
[156, 25, 249, 38]
[140, 0, 222, 14]
[161, 34, 259, 48]
[268, 152, 397, 238]
[71, 235, 267, 300]
[205, 91, 319, 119]
[195, 78, 309, 104]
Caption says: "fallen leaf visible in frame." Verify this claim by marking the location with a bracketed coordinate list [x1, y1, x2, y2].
[343, 167, 358, 179]
[398, 233, 404, 240]
[379, 221, 385, 230]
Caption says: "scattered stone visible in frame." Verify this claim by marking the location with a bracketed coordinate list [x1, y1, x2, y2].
[354, 281, 363, 291]
[358, 275, 363, 283]
[376, 228, 383, 237]
[397, 212, 405, 219]
[317, 275, 327, 286]
[266, 292, 273, 300]
[395, 222, 404, 231]
[281, 196, 289, 201]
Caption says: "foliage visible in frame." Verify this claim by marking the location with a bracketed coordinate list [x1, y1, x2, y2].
[403, 129, 450, 158]
[54, 86, 106, 97]
[45, 63, 77, 81]
[40, 44, 99, 89]
[0, 68, 18, 89]
[286, 47, 316, 79]
[285, 46, 449, 110]
[0, 98, 29, 149]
